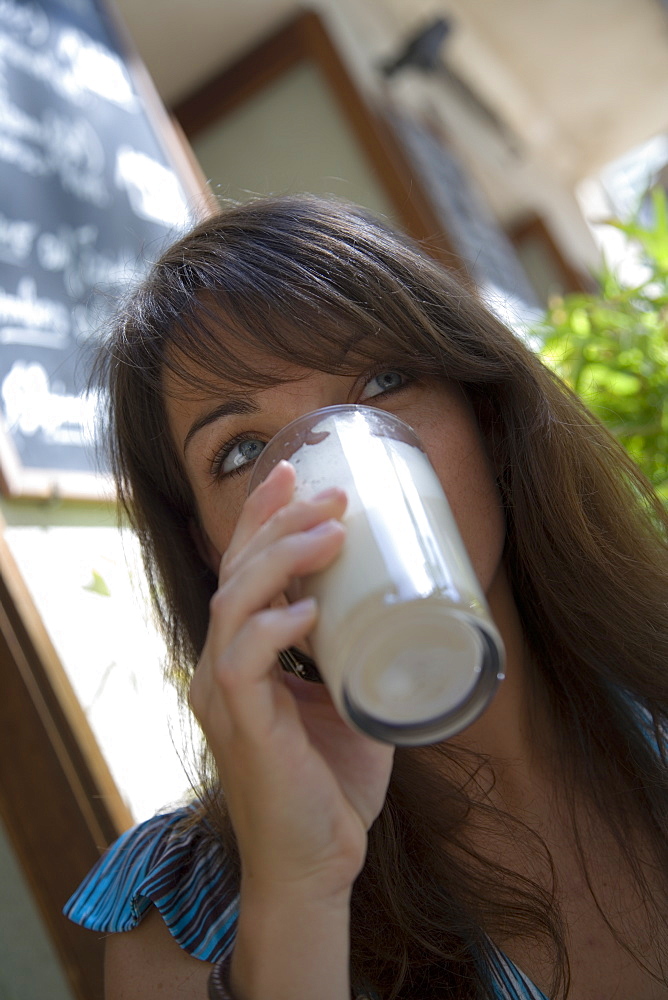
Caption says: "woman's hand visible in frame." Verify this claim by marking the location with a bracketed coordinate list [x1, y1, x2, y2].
[189, 460, 394, 900]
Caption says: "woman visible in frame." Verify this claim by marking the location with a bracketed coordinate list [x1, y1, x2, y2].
[66, 195, 668, 999]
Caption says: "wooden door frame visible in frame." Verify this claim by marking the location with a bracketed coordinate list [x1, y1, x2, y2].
[0, 526, 132, 1000]
[172, 8, 462, 269]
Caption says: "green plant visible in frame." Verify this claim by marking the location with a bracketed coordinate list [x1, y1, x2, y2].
[537, 187, 668, 499]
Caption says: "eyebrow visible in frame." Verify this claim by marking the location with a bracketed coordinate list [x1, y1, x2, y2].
[183, 397, 260, 454]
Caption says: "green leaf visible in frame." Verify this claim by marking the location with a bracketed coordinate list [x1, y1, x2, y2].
[83, 570, 111, 597]
[534, 188, 668, 501]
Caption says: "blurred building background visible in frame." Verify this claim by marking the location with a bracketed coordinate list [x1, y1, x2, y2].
[1, 1, 668, 997]
[119, 0, 668, 295]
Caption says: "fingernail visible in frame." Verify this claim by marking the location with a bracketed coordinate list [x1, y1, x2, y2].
[313, 486, 345, 501]
[309, 519, 343, 536]
[287, 597, 317, 616]
[266, 460, 292, 480]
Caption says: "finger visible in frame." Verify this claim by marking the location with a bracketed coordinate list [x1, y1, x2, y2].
[221, 487, 347, 586]
[228, 460, 296, 557]
[209, 519, 345, 654]
[190, 598, 318, 734]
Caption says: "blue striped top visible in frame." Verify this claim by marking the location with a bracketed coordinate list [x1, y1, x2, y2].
[64, 804, 548, 999]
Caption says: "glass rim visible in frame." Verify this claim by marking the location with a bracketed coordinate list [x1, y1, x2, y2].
[247, 403, 422, 493]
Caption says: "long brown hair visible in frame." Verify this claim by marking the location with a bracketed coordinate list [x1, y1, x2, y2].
[96, 195, 668, 998]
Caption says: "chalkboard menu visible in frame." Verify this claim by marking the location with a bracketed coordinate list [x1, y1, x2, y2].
[0, 0, 204, 498]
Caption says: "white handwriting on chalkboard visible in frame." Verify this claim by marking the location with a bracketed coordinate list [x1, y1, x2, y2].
[0, 276, 69, 348]
[2, 359, 96, 445]
[0, 0, 48, 48]
[116, 147, 189, 227]
[36, 222, 135, 300]
[0, 129, 46, 174]
[0, 76, 110, 204]
[0, 5, 138, 110]
[36, 223, 97, 274]
[56, 28, 137, 111]
[0, 212, 37, 264]
[43, 109, 109, 206]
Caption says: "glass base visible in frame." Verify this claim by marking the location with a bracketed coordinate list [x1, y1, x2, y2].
[343, 624, 503, 746]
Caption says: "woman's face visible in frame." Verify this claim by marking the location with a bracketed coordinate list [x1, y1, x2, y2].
[165, 354, 506, 598]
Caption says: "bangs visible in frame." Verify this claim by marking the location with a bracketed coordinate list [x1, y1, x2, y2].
[115, 194, 510, 407]
[156, 269, 444, 399]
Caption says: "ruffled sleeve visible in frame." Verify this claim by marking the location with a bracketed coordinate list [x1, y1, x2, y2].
[63, 804, 239, 963]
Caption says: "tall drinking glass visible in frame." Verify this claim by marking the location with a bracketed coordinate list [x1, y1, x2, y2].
[248, 405, 504, 746]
